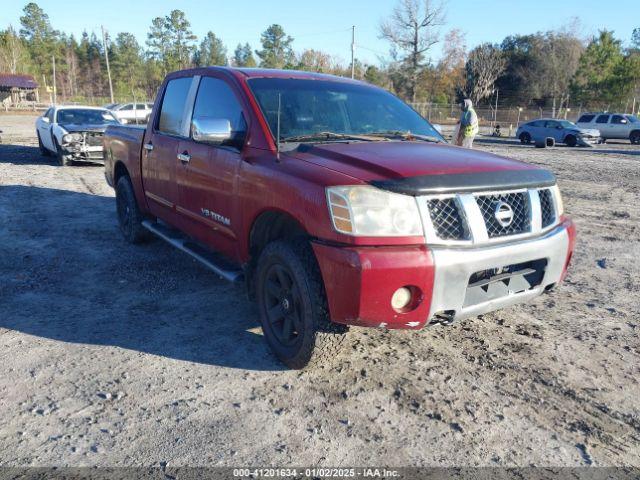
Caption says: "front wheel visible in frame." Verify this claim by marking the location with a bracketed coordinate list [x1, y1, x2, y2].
[565, 135, 577, 147]
[115, 175, 149, 244]
[630, 131, 640, 145]
[256, 239, 348, 369]
[54, 139, 71, 166]
[519, 132, 531, 144]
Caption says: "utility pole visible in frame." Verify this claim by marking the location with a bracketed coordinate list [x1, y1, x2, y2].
[51, 55, 57, 105]
[351, 26, 355, 79]
[102, 25, 115, 104]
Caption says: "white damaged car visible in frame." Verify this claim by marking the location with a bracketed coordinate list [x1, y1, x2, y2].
[36, 106, 120, 165]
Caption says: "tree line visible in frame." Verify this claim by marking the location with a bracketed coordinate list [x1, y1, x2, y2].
[1, 1, 639, 113]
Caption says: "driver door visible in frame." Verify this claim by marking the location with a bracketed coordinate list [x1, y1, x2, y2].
[38, 108, 55, 151]
[174, 75, 248, 259]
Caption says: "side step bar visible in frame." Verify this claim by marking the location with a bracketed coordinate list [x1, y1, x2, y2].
[142, 220, 244, 283]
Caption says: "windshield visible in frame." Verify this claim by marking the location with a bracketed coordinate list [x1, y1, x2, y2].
[247, 78, 444, 142]
[558, 120, 576, 129]
[56, 109, 118, 125]
[625, 115, 638, 123]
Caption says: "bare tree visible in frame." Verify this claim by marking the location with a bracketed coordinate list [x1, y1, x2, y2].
[465, 43, 506, 104]
[533, 32, 583, 116]
[380, 0, 446, 102]
[0, 26, 29, 74]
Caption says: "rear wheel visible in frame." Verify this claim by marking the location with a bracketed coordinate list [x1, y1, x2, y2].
[630, 131, 640, 145]
[256, 239, 348, 369]
[115, 175, 149, 244]
[565, 134, 577, 147]
[519, 132, 531, 144]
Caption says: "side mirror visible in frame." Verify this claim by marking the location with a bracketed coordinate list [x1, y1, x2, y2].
[621, 119, 628, 124]
[42, 116, 50, 123]
[192, 117, 232, 145]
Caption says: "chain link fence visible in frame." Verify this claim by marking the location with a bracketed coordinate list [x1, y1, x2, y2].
[409, 102, 640, 136]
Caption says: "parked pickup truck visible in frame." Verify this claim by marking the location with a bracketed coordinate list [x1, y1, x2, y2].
[103, 67, 576, 369]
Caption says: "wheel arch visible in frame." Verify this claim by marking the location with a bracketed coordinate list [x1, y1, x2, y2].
[113, 160, 131, 186]
[246, 209, 310, 297]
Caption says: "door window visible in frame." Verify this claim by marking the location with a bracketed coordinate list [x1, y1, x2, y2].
[577, 114, 595, 123]
[596, 115, 610, 124]
[120, 104, 133, 111]
[544, 121, 559, 128]
[192, 77, 247, 138]
[157, 77, 193, 136]
[611, 115, 627, 124]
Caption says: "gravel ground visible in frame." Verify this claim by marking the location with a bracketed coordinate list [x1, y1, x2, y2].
[0, 114, 638, 468]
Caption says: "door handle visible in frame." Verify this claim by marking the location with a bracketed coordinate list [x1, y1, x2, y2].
[143, 143, 154, 151]
[177, 152, 191, 163]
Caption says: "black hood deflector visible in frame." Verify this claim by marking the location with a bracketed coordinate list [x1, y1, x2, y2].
[370, 169, 556, 196]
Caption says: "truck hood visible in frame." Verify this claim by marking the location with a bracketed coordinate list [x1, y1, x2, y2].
[287, 141, 555, 194]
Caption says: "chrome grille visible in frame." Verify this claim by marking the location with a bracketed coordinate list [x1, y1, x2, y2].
[539, 189, 555, 227]
[475, 192, 530, 238]
[419, 186, 560, 246]
[427, 198, 467, 240]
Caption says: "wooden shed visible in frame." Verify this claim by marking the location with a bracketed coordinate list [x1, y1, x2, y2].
[0, 73, 39, 105]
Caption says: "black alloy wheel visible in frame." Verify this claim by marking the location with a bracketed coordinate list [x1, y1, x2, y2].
[263, 263, 303, 347]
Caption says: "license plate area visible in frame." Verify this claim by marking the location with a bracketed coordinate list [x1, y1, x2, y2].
[463, 259, 547, 308]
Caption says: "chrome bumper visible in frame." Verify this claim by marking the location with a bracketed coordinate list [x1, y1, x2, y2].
[428, 223, 569, 322]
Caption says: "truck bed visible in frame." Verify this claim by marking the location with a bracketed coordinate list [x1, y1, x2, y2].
[103, 124, 146, 188]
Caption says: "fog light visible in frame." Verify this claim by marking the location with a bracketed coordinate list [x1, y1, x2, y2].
[391, 287, 412, 310]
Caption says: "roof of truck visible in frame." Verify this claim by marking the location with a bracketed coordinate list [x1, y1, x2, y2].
[178, 66, 363, 84]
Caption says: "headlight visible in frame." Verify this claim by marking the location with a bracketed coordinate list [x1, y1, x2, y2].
[62, 133, 83, 144]
[326, 185, 423, 236]
[551, 184, 564, 216]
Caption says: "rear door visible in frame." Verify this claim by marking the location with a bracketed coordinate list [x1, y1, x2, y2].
[595, 114, 611, 138]
[175, 75, 248, 259]
[141, 75, 198, 224]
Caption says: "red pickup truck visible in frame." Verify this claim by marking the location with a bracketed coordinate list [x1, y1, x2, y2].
[103, 67, 576, 369]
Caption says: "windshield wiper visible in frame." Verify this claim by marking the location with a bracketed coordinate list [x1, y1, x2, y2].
[366, 130, 443, 143]
[280, 131, 386, 143]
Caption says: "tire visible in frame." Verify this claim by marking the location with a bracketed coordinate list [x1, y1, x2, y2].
[54, 138, 71, 166]
[37, 132, 51, 157]
[519, 132, 531, 144]
[115, 175, 149, 244]
[565, 135, 577, 147]
[630, 131, 640, 145]
[256, 238, 348, 369]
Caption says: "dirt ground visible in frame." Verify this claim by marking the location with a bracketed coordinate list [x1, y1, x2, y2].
[0, 113, 638, 468]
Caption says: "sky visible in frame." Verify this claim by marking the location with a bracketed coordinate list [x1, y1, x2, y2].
[3, 0, 637, 66]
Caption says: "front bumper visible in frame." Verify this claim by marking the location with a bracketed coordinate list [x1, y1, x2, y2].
[313, 218, 575, 329]
[62, 144, 105, 163]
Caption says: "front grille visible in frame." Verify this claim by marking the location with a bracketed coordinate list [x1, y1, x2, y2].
[84, 132, 103, 147]
[427, 198, 467, 240]
[475, 192, 530, 238]
[538, 189, 555, 227]
[421, 187, 558, 245]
